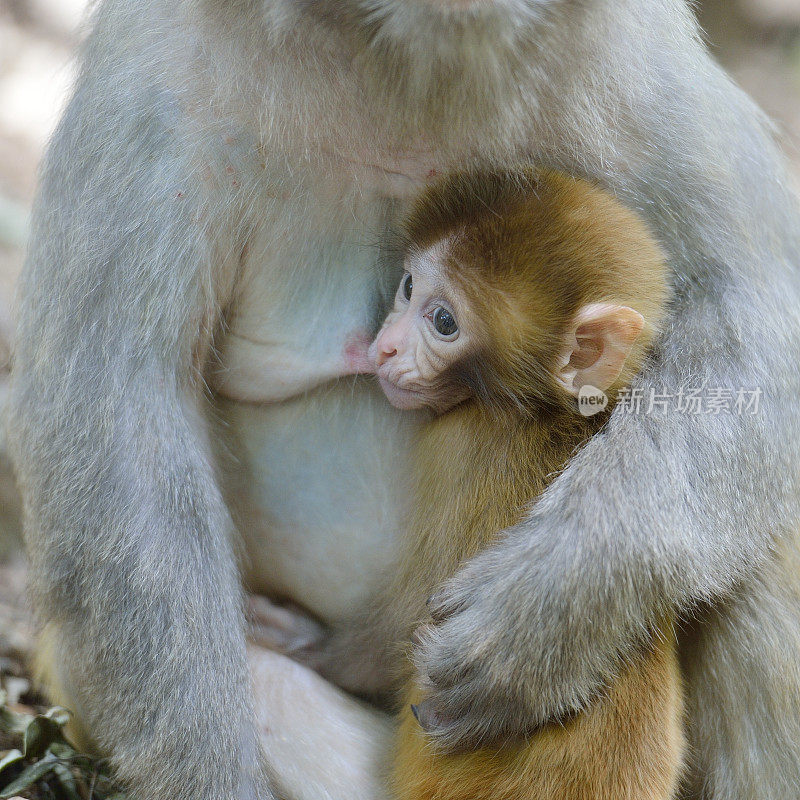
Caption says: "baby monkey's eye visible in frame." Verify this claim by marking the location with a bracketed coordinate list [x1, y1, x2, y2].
[401, 273, 413, 301]
[432, 307, 458, 338]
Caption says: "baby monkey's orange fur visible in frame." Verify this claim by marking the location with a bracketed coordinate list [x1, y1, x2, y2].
[387, 170, 684, 800]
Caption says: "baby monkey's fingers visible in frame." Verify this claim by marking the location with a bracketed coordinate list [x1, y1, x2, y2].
[426, 589, 470, 623]
[247, 595, 326, 654]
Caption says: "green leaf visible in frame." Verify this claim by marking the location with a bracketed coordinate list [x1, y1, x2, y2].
[44, 708, 72, 729]
[0, 753, 58, 798]
[0, 749, 23, 775]
[53, 763, 82, 800]
[23, 716, 66, 760]
[48, 741, 76, 761]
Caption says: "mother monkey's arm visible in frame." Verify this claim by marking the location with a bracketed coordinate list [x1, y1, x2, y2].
[412, 0, 800, 750]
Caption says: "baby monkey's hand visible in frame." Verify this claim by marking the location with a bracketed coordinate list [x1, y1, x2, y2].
[247, 595, 326, 655]
[248, 595, 396, 699]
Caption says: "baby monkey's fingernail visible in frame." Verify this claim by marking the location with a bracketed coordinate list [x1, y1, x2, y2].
[411, 624, 432, 647]
[412, 700, 444, 732]
[427, 593, 448, 622]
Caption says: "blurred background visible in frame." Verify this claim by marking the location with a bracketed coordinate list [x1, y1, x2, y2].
[0, 0, 800, 558]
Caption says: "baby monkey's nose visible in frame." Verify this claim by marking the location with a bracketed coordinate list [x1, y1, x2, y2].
[374, 323, 404, 366]
[375, 338, 397, 366]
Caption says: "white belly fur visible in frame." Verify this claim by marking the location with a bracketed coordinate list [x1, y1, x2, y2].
[211, 180, 424, 623]
[216, 380, 421, 622]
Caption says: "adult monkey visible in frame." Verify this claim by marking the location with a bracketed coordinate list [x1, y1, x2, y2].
[8, 0, 800, 798]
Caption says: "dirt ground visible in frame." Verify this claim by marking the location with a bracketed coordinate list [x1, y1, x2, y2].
[1, 0, 800, 642]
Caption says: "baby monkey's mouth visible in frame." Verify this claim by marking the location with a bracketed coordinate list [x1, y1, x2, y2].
[375, 369, 464, 415]
[376, 372, 428, 411]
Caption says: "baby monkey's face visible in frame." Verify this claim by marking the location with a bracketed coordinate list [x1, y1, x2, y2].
[368, 242, 649, 416]
[368, 247, 476, 414]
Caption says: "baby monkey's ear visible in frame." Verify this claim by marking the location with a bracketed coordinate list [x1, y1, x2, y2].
[555, 303, 645, 395]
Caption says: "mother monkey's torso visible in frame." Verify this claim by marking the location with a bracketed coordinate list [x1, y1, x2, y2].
[212, 182, 418, 622]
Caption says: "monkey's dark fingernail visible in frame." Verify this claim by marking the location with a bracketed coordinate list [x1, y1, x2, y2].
[413, 700, 440, 732]
[428, 594, 449, 622]
[411, 623, 434, 647]
[410, 704, 420, 722]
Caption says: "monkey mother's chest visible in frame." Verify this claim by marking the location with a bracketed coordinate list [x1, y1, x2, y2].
[211, 229, 414, 623]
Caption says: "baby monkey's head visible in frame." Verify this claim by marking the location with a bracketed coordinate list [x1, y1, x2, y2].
[369, 169, 669, 416]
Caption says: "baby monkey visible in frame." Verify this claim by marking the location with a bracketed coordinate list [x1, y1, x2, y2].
[373, 173, 662, 416]
[254, 169, 683, 800]
[372, 169, 683, 800]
